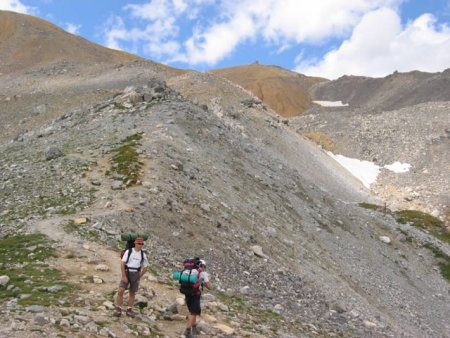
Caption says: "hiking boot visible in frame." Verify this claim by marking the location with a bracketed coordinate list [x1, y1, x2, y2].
[191, 326, 201, 335]
[126, 308, 135, 318]
[113, 307, 122, 317]
[184, 328, 193, 338]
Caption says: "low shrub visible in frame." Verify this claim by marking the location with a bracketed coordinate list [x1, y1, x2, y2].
[304, 132, 335, 152]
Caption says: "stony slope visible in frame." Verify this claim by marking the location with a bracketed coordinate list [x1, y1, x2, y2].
[292, 99, 450, 227]
[1, 76, 449, 337]
[212, 65, 450, 227]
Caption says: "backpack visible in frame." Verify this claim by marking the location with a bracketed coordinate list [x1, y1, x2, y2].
[176, 258, 201, 296]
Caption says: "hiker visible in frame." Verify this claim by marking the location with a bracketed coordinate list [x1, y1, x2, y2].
[183, 259, 212, 338]
[114, 236, 149, 318]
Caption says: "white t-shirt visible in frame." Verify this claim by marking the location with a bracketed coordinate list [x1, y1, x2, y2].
[122, 248, 149, 269]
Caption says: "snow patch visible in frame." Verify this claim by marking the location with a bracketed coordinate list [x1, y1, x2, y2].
[327, 152, 380, 188]
[313, 100, 349, 107]
[384, 162, 411, 173]
[326, 153, 412, 188]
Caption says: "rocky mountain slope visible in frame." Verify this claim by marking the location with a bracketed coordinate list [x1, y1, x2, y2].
[209, 64, 325, 117]
[212, 64, 449, 227]
[0, 10, 138, 75]
[1, 11, 450, 338]
[310, 69, 450, 111]
[291, 102, 450, 226]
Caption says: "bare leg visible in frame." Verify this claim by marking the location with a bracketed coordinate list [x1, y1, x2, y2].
[187, 313, 197, 328]
[116, 287, 125, 307]
[128, 290, 136, 308]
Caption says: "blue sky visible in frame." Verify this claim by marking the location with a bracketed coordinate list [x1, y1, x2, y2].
[1, 0, 450, 79]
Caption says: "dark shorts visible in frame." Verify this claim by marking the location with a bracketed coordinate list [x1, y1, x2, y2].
[119, 271, 140, 293]
[185, 295, 201, 315]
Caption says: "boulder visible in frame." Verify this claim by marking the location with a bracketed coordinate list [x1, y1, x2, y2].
[214, 323, 235, 335]
[0, 275, 10, 287]
[95, 264, 110, 271]
[251, 245, 265, 258]
[379, 236, 391, 244]
[45, 147, 63, 160]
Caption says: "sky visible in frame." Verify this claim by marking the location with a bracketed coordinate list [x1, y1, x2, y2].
[1, 0, 450, 79]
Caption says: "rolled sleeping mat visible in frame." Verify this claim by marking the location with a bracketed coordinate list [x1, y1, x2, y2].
[173, 271, 198, 283]
[121, 233, 149, 241]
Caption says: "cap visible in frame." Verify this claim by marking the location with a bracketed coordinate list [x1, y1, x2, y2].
[198, 259, 206, 266]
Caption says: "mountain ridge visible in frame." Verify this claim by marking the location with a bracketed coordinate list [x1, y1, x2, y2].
[310, 69, 450, 111]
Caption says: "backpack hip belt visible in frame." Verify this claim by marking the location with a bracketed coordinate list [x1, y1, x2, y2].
[125, 266, 141, 272]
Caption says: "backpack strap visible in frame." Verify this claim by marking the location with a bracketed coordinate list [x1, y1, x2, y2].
[125, 248, 131, 265]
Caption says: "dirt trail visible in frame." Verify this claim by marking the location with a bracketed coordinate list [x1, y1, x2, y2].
[32, 216, 191, 338]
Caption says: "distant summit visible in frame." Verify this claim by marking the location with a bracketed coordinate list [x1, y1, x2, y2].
[209, 63, 326, 117]
[0, 10, 139, 74]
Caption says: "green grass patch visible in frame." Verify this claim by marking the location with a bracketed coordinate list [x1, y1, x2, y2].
[359, 204, 449, 244]
[0, 233, 72, 306]
[359, 202, 385, 211]
[423, 244, 450, 282]
[111, 133, 144, 187]
[393, 210, 449, 244]
[358, 204, 450, 281]
[394, 210, 444, 228]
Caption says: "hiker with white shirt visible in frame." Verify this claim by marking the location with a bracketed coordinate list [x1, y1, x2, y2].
[113, 236, 149, 318]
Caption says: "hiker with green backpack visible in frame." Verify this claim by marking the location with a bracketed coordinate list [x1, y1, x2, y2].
[173, 258, 212, 337]
[114, 234, 149, 318]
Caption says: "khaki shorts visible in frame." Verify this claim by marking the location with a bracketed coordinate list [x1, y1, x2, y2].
[119, 271, 140, 293]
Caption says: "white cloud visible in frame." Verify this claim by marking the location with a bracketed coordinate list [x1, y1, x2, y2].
[64, 23, 81, 35]
[0, 0, 33, 13]
[173, 11, 258, 64]
[296, 8, 450, 79]
[103, 0, 403, 66]
[98, 0, 448, 79]
[124, 0, 170, 20]
[103, 1, 186, 56]
[177, 0, 404, 64]
[103, 16, 129, 51]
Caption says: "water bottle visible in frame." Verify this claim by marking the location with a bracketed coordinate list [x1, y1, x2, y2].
[173, 271, 197, 283]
